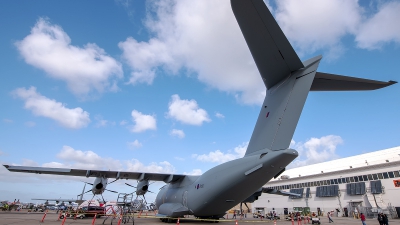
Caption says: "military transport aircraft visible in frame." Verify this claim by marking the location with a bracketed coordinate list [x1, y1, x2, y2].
[3, 0, 396, 221]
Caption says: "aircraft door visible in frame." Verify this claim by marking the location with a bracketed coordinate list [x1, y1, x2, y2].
[182, 191, 188, 208]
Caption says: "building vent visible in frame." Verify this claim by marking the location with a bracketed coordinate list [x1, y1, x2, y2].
[281, 175, 290, 179]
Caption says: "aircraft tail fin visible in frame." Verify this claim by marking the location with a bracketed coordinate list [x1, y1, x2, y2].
[245, 56, 322, 155]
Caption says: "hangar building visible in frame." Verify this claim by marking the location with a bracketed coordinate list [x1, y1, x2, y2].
[253, 146, 400, 218]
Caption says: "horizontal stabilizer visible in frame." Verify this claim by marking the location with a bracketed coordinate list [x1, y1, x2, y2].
[311, 72, 397, 91]
[262, 187, 301, 197]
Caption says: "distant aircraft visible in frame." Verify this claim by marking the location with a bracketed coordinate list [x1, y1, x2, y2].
[3, 0, 396, 221]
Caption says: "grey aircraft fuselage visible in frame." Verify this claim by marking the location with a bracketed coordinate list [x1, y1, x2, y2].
[155, 149, 297, 217]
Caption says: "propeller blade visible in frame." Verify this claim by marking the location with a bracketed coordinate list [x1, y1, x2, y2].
[84, 181, 94, 186]
[78, 189, 92, 195]
[125, 183, 136, 188]
[108, 179, 119, 184]
[105, 189, 118, 193]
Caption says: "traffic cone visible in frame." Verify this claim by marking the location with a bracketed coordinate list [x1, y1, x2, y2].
[235, 219, 238, 225]
[177, 217, 180, 225]
[274, 219, 277, 225]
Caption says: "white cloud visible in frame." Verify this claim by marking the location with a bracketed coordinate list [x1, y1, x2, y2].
[128, 140, 143, 149]
[170, 129, 185, 139]
[3, 119, 13, 123]
[118, 0, 400, 102]
[174, 157, 185, 161]
[184, 169, 202, 176]
[119, 120, 128, 126]
[167, 94, 210, 126]
[125, 160, 176, 174]
[192, 142, 248, 164]
[130, 110, 157, 132]
[15, 18, 123, 97]
[215, 112, 225, 119]
[290, 135, 343, 167]
[25, 121, 36, 127]
[118, 1, 265, 104]
[94, 116, 115, 128]
[275, 0, 361, 59]
[13, 87, 90, 129]
[355, 1, 400, 50]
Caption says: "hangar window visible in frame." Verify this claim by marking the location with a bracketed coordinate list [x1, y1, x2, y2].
[323, 180, 328, 185]
[338, 179, 342, 184]
[368, 174, 373, 180]
[383, 172, 389, 179]
[373, 174, 378, 180]
[358, 176, 363, 181]
[350, 177, 355, 182]
[394, 171, 400, 177]
[363, 175, 368, 181]
[378, 173, 383, 179]
[334, 179, 338, 184]
[343, 178, 348, 183]
[388, 172, 394, 178]
[327, 180, 331, 185]
[354, 176, 359, 182]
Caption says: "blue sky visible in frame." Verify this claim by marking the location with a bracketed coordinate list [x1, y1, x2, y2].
[0, 0, 399, 203]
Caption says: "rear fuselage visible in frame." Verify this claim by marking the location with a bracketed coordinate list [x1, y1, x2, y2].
[155, 148, 298, 217]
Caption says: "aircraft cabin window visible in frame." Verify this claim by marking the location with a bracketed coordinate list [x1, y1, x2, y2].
[394, 171, 400, 177]
[368, 174, 373, 180]
[373, 174, 378, 180]
[378, 173, 383, 179]
[388, 172, 394, 178]
[382, 172, 389, 179]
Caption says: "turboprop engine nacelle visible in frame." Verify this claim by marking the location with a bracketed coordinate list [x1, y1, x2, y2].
[136, 180, 149, 196]
[92, 177, 108, 195]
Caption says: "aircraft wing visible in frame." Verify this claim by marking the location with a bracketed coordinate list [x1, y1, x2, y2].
[3, 165, 187, 183]
[262, 187, 301, 197]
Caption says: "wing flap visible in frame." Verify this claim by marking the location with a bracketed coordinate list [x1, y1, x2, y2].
[311, 72, 397, 91]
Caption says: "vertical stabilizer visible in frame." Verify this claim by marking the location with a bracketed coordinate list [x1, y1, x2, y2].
[246, 56, 321, 155]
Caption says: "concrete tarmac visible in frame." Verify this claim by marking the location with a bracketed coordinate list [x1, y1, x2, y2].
[0, 211, 399, 225]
